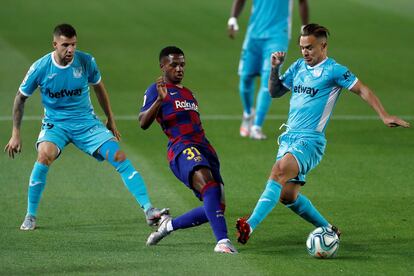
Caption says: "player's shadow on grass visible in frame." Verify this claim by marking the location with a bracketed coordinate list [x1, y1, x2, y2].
[237, 235, 371, 260]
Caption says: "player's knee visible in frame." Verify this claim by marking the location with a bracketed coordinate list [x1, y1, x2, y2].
[37, 154, 54, 166]
[114, 150, 126, 162]
[279, 193, 296, 205]
[270, 163, 289, 184]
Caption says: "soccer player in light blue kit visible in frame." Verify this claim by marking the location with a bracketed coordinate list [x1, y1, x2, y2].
[4, 24, 168, 230]
[236, 24, 410, 244]
[228, 0, 309, 139]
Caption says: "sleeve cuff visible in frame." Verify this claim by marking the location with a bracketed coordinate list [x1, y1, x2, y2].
[90, 76, 102, 85]
[347, 78, 358, 90]
[19, 88, 30, 97]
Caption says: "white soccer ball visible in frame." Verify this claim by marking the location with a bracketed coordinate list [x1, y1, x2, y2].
[306, 226, 339, 258]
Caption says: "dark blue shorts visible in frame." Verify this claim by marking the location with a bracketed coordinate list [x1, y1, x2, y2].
[169, 144, 223, 199]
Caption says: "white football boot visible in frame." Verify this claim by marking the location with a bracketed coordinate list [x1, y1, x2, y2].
[250, 125, 267, 140]
[214, 239, 238, 254]
[20, 215, 36, 231]
[240, 111, 254, 137]
[146, 215, 172, 246]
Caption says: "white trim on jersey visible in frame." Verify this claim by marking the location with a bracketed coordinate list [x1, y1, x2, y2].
[306, 57, 328, 69]
[90, 76, 102, 85]
[51, 51, 74, 69]
[282, 80, 292, 90]
[316, 86, 341, 132]
[347, 78, 359, 90]
[19, 88, 30, 97]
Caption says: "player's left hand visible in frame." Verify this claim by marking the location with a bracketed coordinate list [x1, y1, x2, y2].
[156, 76, 168, 100]
[106, 119, 122, 141]
[271, 52, 286, 67]
[227, 17, 239, 39]
[382, 115, 410, 128]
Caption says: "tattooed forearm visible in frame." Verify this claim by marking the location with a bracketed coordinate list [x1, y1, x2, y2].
[12, 92, 27, 130]
[268, 66, 288, 98]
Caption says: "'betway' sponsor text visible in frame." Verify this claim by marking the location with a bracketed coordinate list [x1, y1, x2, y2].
[293, 85, 319, 97]
[46, 88, 82, 98]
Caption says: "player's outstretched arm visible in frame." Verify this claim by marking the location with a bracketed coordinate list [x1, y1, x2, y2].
[269, 52, 290, 98]
[139, 77, 167, 130]
[350, 81, 410, 128]
[298, 0, 309, 27]
[227, 0, 246, 39]
[92, 81, 121, 140]
[4, 92, 27, 158]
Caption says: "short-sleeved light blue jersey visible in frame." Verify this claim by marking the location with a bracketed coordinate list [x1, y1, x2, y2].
[19, 50, 101, 121]
[280, 57, 358, 133]
[246, 0, 292, 39]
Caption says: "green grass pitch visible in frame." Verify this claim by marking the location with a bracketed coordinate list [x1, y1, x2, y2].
[1, 0, 413, 274]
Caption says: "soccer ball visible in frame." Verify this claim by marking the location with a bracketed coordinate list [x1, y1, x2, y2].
[306, 226, 339, 258]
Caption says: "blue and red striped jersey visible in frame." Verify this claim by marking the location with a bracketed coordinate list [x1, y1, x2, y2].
[141, 83, 216, 161]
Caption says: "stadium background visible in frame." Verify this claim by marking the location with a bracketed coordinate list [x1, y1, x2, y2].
[0, 0, 413, 274]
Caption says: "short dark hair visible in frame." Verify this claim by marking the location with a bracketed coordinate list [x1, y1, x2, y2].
[53, 23, 77, 38]
[301, 23, 330, 40]
[159, 46, 184, 62]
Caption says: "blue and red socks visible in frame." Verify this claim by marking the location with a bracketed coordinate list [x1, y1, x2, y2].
[169, 181, 228, 242]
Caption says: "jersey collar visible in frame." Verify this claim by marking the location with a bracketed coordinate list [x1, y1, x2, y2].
[51, 51, 74, 69]
[306, 57, 328, 69]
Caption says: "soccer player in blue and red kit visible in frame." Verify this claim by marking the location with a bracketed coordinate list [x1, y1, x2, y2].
[4, 23, 168, 231]
[139, 46, 237, 254]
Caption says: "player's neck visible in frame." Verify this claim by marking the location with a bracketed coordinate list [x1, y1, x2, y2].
[167, 81, 183, 88]
[308, 56, 328, 68]
[52, 51, 72, 67]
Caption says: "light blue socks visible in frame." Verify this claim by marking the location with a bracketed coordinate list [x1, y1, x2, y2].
[116, 160, 152, 211]
[27, 162, 49, 216]
[285, 193, 329, 227]
[247, 179, 282, 231]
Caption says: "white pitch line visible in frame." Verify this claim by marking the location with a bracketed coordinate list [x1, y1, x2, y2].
[0, 115, 413, 121]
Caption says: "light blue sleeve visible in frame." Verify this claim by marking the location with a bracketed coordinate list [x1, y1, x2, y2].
[333, 63, 358, 90]
[88, 56, 102, 84]
[19, 62, 40, 96]
[280, 60, 300, 90]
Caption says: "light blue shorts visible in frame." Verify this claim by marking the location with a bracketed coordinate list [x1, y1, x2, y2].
[276, 130, 327, 184]
[238, 36, 289, 77]
[36, 118, 114, 161]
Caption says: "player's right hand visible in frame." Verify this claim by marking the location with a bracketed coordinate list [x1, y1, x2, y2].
[271, 52, 286, 67]
[227, 17, 239, 39]
[156, 76, 168, 100]
[4, 135, 22, 159]
[382, 115, 410, 128]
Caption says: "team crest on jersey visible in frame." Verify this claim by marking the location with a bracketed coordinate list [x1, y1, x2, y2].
[72, 67, 83, 78]
[312, 67, 323, 78]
